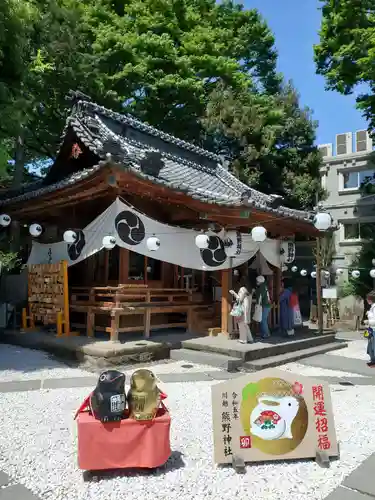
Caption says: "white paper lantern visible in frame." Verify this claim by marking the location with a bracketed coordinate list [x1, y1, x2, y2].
[0, 214, 11, 227]
[351, 270, 360, 279]
[146, 266, 152, 273]
[313, 212, 332, 231]
[336, 268, 344, 275]
[29, 223, 42, 237]
[311, 271, 317, 278]
[63, 230, 77, 243]
[324, 271, 330, 278]
[370, 269, 375, 279]
[251, 226, 267, 242]
[291, 266, 298, 272]
[102, 235, 116, 249]
[233, 269, 239, 276]
[281, 265, 288, 272]
[147, 236, 160, 251]
[195, 233, 209, 249]
[300, 269, 307, 276]
[372, 258, 375, 267]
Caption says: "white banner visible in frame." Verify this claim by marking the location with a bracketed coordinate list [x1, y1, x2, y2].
[27, 198, 281, 271]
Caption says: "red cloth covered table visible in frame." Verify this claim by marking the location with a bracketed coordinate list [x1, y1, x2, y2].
[77, 409, 171, 471]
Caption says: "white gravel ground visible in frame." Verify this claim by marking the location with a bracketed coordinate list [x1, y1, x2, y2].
[278, 361, 366, 379]
[0, 345, 91, 381]
[0, 381, 374, 500]
[0, 344, 220, 382]
[326, 339, 369, 361]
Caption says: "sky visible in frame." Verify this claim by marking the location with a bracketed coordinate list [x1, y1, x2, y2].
[245, 0, 368, 146]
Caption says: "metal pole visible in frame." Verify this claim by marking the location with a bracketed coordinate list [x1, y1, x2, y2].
[316, 236, 323, 334]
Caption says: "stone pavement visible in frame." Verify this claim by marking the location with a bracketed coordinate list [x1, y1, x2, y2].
[325, 454, 375, 499]
[0, 470, 41, 499]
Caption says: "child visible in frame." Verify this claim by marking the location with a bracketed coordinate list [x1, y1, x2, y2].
[365, 291, 375, 367]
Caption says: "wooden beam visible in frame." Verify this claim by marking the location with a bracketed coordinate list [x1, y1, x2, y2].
[221, 269, 230, 336]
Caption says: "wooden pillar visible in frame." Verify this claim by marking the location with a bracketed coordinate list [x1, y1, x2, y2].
[119, 248, 129, 284]
[221, 269, 230, 335]
[316, 237, 324, 334]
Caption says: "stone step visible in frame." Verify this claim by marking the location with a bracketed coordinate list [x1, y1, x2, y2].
[241, 341, 348, 371]
[170, 348, 242, 372]
[182, 333, 338, 362]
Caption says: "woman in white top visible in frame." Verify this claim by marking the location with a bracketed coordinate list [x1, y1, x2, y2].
[230, 286, 254, 344]
[365, 291, 375, 367]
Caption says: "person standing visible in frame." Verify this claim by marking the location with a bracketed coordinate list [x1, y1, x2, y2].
[230, 286, 254, 344]
[279, 280, 294, 336]
[365, 291, 375, 367]
[255, 275, 271, 339]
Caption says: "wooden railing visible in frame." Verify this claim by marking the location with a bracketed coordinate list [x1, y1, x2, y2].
[69, 285, 205, 341]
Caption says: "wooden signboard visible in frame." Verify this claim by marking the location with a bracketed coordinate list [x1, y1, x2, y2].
[27, 261, 70, 335]
[212, 368, 338, 465]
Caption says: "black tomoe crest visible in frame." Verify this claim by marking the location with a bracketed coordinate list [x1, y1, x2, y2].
[200, 235, 227, 267]
[67, 230, 86, 261]
[115, 211, 145, 246]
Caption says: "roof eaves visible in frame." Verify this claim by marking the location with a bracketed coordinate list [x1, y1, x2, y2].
[0, 163, 106, 207]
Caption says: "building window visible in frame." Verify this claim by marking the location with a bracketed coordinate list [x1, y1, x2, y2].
[343, 169, 375, 189]
[343, 223, 360, 240]
[343, 222, 375, 240]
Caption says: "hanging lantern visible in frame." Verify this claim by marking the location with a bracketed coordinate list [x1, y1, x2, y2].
[313, 212, 332, 231]
[311, 271, 317, 278]
[147, 236, 160, 251]
[251, 226, 267, 242]
[351, 270, 360, 279]
[324, 270, 330, 278]
[291, 266, 298, 272]
[233, 269, 239, 276]
[102, 235, 116, 249]
[281, 265, 288, 272]
[372, 259, 375, 267]
[195, 233, 209, 249]
[370, 269, 375, 279]
[336, 268, 344, 276]
[29, 223, 42, 237]
[146, 266, 152, 273]
[63, 230, 77, 244]
[0, 214, 11, 227]
[300, 269, 307, 277]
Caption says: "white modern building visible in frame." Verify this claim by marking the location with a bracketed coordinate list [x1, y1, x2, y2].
[319, 130, 374, 270]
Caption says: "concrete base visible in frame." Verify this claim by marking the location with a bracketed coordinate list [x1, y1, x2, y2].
[0, 329, 205, 369]
[171, 330, 347, 371]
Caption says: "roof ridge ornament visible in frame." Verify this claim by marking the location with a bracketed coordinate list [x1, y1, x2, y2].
[65, 90, 92, 107]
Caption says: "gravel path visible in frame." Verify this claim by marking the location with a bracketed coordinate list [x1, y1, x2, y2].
[0, 380, 374, 500]
[326, 339, 369, 361]
[278, 362, 366, 379]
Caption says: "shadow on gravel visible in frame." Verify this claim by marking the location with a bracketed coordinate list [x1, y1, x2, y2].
[82, 451, 185, 482]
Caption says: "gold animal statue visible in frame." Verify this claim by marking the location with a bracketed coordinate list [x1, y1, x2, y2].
[127, 369, 162, 420]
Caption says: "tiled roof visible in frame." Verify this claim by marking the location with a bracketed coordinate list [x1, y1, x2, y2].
[0, 97, 315, 224]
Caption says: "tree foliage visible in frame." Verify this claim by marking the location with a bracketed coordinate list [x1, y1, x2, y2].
[204, 82, 322, 209]
[0, 0, 321, 209]
[314, 0, 375, 131]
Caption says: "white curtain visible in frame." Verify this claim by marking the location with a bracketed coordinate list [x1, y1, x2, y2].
[28, 198, 281, 271]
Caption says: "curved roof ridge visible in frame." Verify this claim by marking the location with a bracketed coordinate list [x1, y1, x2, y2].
[75, 100, 222, 163]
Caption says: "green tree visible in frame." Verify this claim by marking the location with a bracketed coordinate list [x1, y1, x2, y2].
[81, 0, 282, 141]
[204, 81, 323, 209]
[314, 0, 375, 130]
[0, 0, 284, 165]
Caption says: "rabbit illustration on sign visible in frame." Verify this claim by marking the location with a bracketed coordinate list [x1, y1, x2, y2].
[250, 395, 299, 441]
